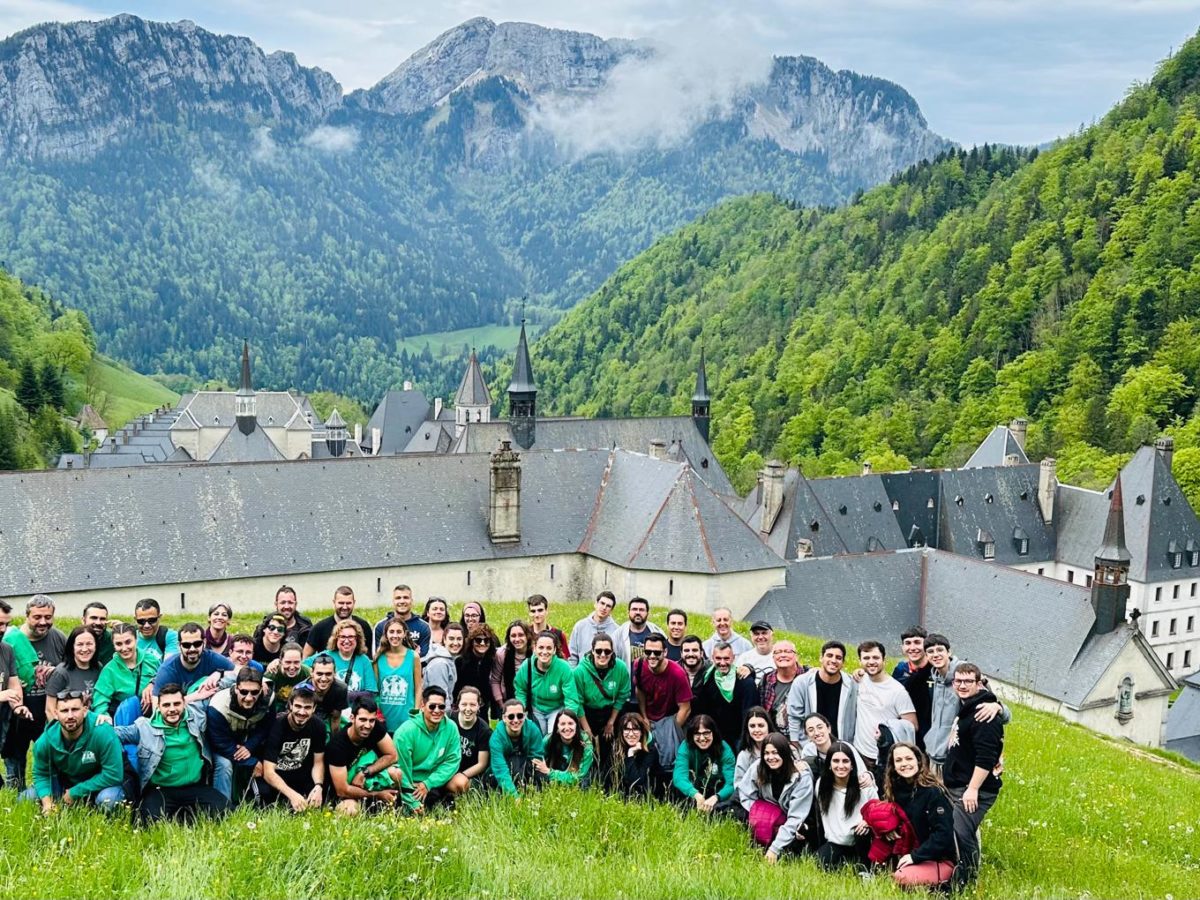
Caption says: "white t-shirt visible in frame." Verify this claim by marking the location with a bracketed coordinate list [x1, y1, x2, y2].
[819, 779, 878, 845]
[736, 648, 775, 682]
[852, 675, 916, 761]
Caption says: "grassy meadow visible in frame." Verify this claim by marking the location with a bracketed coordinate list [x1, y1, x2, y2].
[65, 356, 179, 430]
[1, 600, 1196, 899]
[396, 324, 525, 359]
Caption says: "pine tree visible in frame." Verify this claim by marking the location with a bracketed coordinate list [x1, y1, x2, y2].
[0, 409, 19, 470]
[40, 362, 65, 410]
[15, 361, 43, 413]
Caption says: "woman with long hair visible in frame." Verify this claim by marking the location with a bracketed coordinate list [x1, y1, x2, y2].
[814, 740, 877, 869]
[735, 706, 773, 786]
[882, 742, 957, 889]
[204, 603, 234, 656]
[673, 714, 737, 815]
[313, 620, 377, 694]
[422, 597, 450, 648]
[574, 633, 631, 786]
[610, 711, 658, 799]
[44, 626, 102, 720]
[374, 618, 422, 733]
[536, 708, 594, 787]
[514, 631, 580, 735]
[254, 614, 288, 664]
[459, 602, 487, 631]
[457, 623, 499, 721]
[490, 620, 533, 711]
[737, 733, 814, 863]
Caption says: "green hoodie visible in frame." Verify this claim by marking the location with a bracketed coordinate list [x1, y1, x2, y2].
[3, 628, 38, 686]
[32, 712, 124, 801]
[514, 656, 581, 715]
[91, 651, 161, 717]
[541, 732, 595, 786]
[573, 654, 631, 711]
[394, 710, 462, 803]
[489, 719, 544, 797]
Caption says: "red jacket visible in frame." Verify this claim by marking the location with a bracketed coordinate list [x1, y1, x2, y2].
[861, 799, 917, 864]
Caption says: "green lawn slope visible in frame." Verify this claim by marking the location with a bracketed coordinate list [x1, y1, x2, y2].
[66, 356, 180, 431]
[1, 600, 1195, 899]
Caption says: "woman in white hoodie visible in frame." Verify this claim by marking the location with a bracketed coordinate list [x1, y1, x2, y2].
[737, 733, 815, 863]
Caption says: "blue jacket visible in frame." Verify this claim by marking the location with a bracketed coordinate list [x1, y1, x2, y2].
[206, 687, 273, 766]
[152, 649, 233, 695]
[114, 706, 213, 789]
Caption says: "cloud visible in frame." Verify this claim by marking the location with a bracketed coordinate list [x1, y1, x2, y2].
[301, 124, 359, 152]
[251, 125, 277, 162]
[527, 16, 772, 158]
[191, 159, 239, 200]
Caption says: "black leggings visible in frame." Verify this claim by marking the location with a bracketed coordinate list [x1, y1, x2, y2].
[138, 784, 229, 824]
[817, 837, 870, 870]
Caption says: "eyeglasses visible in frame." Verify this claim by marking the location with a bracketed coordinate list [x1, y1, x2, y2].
[642, 649, 664, 658]
[622, 724, 643, 732]
[953, 678, 978, 686]
[179, 640, 203, 649]
[426, 703, 446, 711]
[236, 688, 262, 698]
[593, 648, 613, 656]
[505, 712, 526, 721]
[694, 729, 713, 737]
[56, 690, 88, 701]
[135, 617, 159, 626]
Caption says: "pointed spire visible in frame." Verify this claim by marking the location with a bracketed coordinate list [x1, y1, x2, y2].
[235, 340, 256, 435]
[1096, 476, 1131, 566]
[456, 348, 493, 407]
[508, 321, 537, 394]
[692, 346, 710, 403]
[238, 339, 253, 395]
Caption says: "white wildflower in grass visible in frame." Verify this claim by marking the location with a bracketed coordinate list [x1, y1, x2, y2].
[246, 821, 257, 831]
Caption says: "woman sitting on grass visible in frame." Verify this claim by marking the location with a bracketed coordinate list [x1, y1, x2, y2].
[735, 706, 773, 786]
[737, 734, 814, 864]
[514, 631, 580, 735]
[883, 742, 957, 889]
[814, 740, 876, 870]
[610, 712, 659, 799]
[537, 708, 594, 787]
[673, 714, 738, 816]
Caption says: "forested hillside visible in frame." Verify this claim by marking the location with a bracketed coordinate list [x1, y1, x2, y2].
[534, 33, 1200, 502]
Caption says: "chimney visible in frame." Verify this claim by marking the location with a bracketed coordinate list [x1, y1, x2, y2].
[488, 440, 521, 544]
[761, 460, 786, 535]
[795, 538, 815, 560]
[433, 397, 443, 420]
[403, 380, 413, 391]
[1038, 457, 1056, 524]
[862, 461, 873, 476]
[110, 437, 117, 450]
[1004, 453, 1021, 467]
[371, 427, 381, 456]
[1156, 436, 1175, 472]
[1010, 418, 1028, 451]
[649, 438, 667, 461]
[354, 423, 362, 446]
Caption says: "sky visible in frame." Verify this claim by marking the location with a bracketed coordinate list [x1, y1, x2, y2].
[2, 0, 1199, 146]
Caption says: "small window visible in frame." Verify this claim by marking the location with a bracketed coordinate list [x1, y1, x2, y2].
[1188, 616, 1195, 633]
[838, 505, 848, 515]
[668, 578, 674, 596]
[1155, 586, 1162, 602]
[549, 564, 555, 580]
[955, 495, 964, 506]
[873, 501, 882, 512]
[1037, 567, 1045, 575]
[466, 570, 471, 586]
[1174, 585, 1181, 599]
[1086, 575, 1094, 588]
[1166, 652, 1174, 670]
[984, 493, 994, 504]
[376, 577, 381, 593]
[983, 541, 995, 560]
[1151, 620, 1160, 637]
[1169, 541, 1183, 569]
[1192, 583, 1197, 597]
[1068, 570, 1075, 584]
[1185, 650, 1192, 668]
[1170, 618, 1178, 636]
[891, 499, 899, 511]
[810, 520, 820, 533]
[1189, 539, 1199, 566]
[926, 497, 935, 509]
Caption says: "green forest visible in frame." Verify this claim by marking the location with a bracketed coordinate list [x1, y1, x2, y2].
[533, 32, 1200, 506]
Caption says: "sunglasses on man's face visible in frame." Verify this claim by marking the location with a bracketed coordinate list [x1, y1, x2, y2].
[135, 617, 159, 626]
[426, 703, 446, 711]
[179, 640, 203, 649]
[642, 649, 664, 658]
[56, 690, 88, 701]
[236, 688, 262, 698]
[505, 712, 526, 721]
[265, 625, 286, 633]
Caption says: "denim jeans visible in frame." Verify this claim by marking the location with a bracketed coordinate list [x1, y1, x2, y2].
[19, 779, 126, 812]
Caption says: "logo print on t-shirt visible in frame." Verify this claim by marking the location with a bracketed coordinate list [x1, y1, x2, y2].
[380, 675, 409, 703]
[277, 738, 311, 772]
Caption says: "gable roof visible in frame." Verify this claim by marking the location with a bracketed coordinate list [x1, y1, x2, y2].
[364, 389, 434, 454]
[207, 422, 285, 464]
[964, 425, 1029, 468]
[739, 467, 848, 559]
[171, 390, 305, 431]
[808, 473, 908, 552]
[1165, 670, 1200, 761]
[932, 465, 1055, 565]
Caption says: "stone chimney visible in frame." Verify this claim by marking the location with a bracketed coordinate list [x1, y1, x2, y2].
[862, 461, 873, 476]
[649, 439, 667, 461]
[403, 380, 413, 391]
[1004, 453, 1021, 467]
[488, 440, 521, 544]
[433, 397, 443, 420]
[1156, 436, 1175, 472]
[760, 460, 786, 535]
[354, 423, 362, 446]
[1038, 457, 1057, 524]
[1010, 418, 1028, 451]
[371, 427, 381, 456]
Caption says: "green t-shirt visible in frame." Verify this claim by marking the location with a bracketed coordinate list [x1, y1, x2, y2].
[149, 710, 204, 788]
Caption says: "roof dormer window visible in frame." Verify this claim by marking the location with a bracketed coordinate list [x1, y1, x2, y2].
[1168, 540, 1183, 569]
[1013, 526, 1029, 556]
[978, 528, 995, 560]
[1188, 539, 1199, 567]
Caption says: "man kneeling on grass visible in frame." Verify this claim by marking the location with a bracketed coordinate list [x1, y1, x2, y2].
[326, 696, 404, 815]
[257, 683, 326, 812]
[115, 683, 228, 823]
[489, 698, 545, 797]
[394, 685, 464, 813]
[26, 689, 125, 813]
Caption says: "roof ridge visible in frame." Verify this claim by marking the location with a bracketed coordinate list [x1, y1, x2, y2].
[577, 449, 618, 554]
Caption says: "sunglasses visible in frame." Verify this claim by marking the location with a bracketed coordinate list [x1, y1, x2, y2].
[265, 625, 286, 633]
[593, 648, 613, 656]
[55, 689, 88, 701]
[236, 688, 262, 698]
[135, 617, 159, 626]
[505, 712, 526, 721]
[179, 640, 203, 649]
[426, 703, 446, 711]
[642, 649, 664, 658]
[473, 637, 491, 645]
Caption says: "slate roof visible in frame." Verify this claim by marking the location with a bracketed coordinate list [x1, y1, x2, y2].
[745, 550, 924, 644]
[934, 466, 1055, 565]
[207, 422, 285, 464]
[363, 389, 435, 455]
[0, 449, 780, 598]
[739, 468, 848, 559]
[402, 422, 455, 454]
[1165, 670, 1200, 761]
[964, 426, 1029, 468]
[1055, 447, 1200, 583]
[880, 469, 942, 548]
[455, 351, 492, 408]
[509, 323, 536, 394]
[451, 417, 734, 496]
[808, 473, 908, 552]
[171, 391, 307, 432]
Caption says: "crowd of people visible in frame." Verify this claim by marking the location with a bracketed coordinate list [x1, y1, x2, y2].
[0, 585, 1008, 889]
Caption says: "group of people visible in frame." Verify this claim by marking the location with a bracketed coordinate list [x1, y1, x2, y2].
[0, 587, 1006, 888]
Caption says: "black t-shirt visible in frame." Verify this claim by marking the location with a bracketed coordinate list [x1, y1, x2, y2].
[45, 664, 102, 699]
[26, 630, 68, 698]
[453, 714, 492, 772]
[253, 635, 284, 665]
[307, 615, 374, 656]
[326, 720, 387, 771]
[0, 642, 13, 726]
[314, 680, 349, 724]
[814, 675, 843, 737]
[665, 642, 683, 663]
[902, 663, 934, 743]
[261, 713, 327, 793]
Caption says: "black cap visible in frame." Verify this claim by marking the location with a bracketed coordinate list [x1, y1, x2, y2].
[750, 620, 773, 632]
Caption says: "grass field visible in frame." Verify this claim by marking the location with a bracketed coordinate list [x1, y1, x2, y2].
[396, 324, 526, 359]
[2, 600, 1197, 899]
[65, 356, 180, 430]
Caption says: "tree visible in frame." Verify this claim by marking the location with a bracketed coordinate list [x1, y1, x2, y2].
[15, 361, 42, 413]
[0, 408, 18, 470]
[39, 362, 65, 410]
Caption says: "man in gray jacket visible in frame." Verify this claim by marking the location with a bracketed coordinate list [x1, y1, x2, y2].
[114, 683, 228, 823]
[922, 634, 1008, 768]
[568, 592, 627, 666]
[786, 641, 858, 747]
